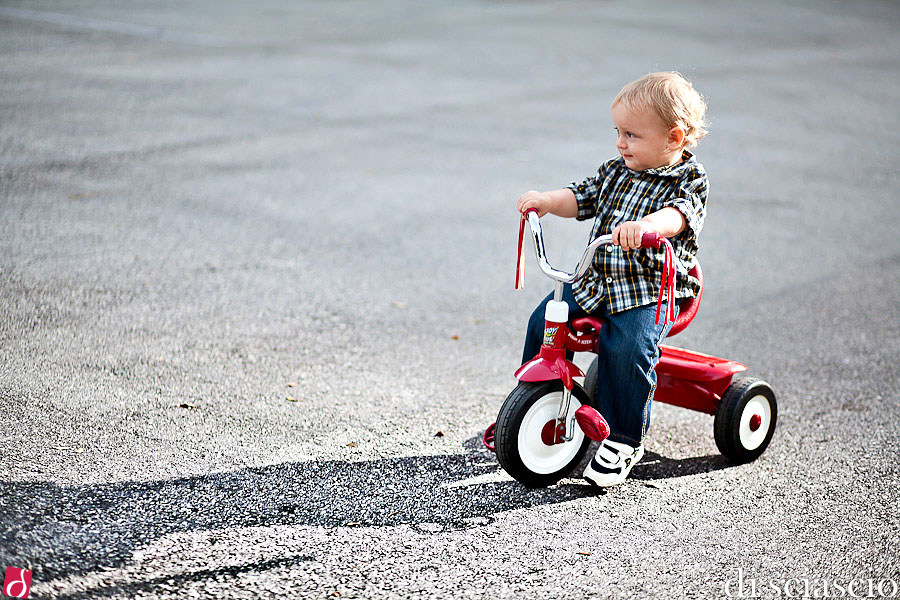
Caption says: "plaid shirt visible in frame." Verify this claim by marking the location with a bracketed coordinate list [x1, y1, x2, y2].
[567, 150, 708, 315]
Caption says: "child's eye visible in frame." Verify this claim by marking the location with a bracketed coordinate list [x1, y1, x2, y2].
[627, 132, 636, 138]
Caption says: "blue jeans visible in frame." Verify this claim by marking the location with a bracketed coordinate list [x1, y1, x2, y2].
[522, 284, 677, 446]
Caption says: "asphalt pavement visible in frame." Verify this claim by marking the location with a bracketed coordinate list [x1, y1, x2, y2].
[1, 1, 899, 598]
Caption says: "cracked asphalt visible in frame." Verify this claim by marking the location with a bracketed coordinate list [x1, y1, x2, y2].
[1, 1, 899, 598]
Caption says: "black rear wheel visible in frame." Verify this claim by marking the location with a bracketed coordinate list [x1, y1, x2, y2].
[714, 376, 777, 463]
[584, 357, 598, 402]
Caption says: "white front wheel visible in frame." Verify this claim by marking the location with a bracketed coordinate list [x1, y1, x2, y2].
[517, 390, 586, 475]
[495, 381, 594, 487]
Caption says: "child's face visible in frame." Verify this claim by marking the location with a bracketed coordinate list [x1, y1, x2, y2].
[611, 102, 681, 171]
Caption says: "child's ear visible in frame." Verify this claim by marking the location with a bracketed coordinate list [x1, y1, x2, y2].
[668, 126, 686, 149]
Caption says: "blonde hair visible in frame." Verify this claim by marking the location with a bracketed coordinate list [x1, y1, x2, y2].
[613, 72, 708, 149]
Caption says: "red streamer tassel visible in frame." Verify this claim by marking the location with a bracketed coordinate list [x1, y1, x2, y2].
[654, 239, 677, 326]
[515, 213, 527, 290]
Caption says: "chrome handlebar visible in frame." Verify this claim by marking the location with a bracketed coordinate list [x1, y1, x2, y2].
[524, 210, 613, 285]
[520, 209, 672, 321]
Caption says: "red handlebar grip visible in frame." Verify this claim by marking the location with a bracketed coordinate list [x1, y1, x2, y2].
[641, 232, 663, 249]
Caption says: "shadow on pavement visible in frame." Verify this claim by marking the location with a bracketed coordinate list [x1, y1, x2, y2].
[0, 441, 733, 587]
[0, 447, 578, 583]
[630, 450, 732, 480]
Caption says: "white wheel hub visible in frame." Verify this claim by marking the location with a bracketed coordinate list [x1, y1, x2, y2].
[738, 395, 772, 450]
[518, 391, 584, 475]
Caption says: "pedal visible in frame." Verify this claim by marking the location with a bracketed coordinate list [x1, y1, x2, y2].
[575, 406, 610, 442]
[482, 423, 496, 452]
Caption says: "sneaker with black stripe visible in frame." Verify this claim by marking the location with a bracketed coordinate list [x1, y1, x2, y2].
[583, 440, 644, 487]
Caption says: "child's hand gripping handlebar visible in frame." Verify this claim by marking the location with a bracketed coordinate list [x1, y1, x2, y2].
[515, 209, 676, 326]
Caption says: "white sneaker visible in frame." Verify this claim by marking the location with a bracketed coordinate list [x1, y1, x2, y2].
[583, 440, 644, 487]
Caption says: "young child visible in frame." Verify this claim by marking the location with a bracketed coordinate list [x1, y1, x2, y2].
[516, 71, 709, 487]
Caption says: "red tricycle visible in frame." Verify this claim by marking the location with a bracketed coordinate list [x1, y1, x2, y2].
[483, 210, 777, 488]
